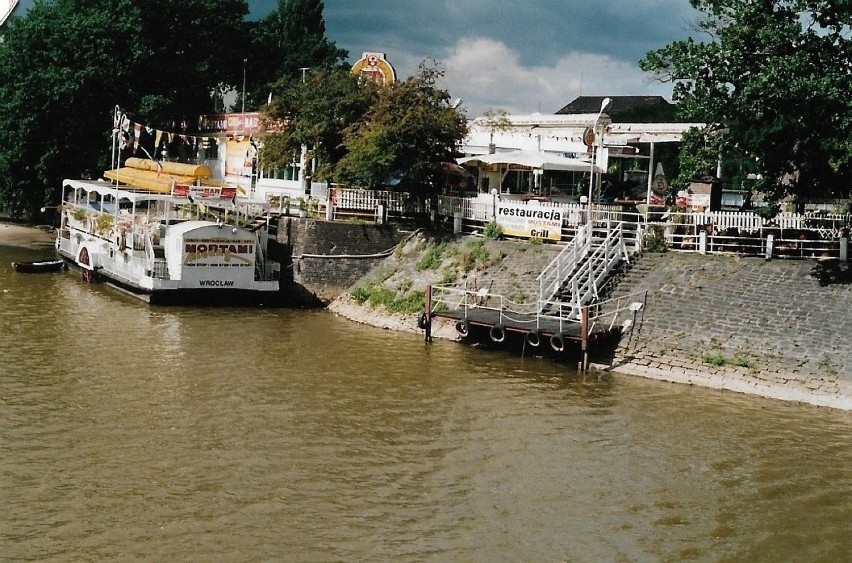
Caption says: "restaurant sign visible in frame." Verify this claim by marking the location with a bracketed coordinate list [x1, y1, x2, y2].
[496, 202, 562, 241]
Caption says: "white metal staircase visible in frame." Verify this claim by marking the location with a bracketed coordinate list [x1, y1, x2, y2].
[536, 219, 629, 319]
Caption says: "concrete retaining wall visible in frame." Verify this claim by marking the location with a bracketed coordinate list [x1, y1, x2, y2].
[275, 217, 405, 301]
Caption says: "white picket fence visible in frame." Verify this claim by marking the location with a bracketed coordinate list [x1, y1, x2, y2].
[316, 188, 850, 259]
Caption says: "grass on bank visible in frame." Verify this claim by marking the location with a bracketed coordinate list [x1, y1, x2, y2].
[348, 234, 511, 316]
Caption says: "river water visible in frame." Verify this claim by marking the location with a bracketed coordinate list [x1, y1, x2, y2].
[1, 244, 850, 561]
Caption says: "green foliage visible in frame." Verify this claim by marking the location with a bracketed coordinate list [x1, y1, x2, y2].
[350, 283, 424, 314]
[438, 271, 458, 285]
[94, 214, 114, 235]
[731, 355, 753, 369]
[335, 61, 469, 192]
[0, 0, 249, 216]
[246, 0, 348, 108]
[702, 352, 726, 367]
[643, 225, 669, 253]
[72, 208, 87, 222]
[458, 239, 494, 272]
[260, 67, 376, 180]
[640, 1, 852, 201]
[483, 220, 503, 240]
[416, 242, 446, 270]
[350, 284, 372, 304]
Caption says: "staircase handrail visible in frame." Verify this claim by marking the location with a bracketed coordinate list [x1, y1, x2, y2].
[537, 220, 592, 302]
[539, 221, 626, 320]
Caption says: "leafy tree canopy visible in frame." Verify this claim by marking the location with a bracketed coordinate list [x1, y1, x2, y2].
[245, 0, 347, 110]
[334, 62, 469, 192]
[640, 0, 852, 202]
[0, 0, 249, 216]
[259, 67, 377, 181]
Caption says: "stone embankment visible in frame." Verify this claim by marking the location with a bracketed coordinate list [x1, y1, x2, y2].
[326, 229, 851, 410]
[605, 252, 850, 409]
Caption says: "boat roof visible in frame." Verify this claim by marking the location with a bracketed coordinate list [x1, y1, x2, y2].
[62, 178, 270, 208]
[63, 179, 176, 202]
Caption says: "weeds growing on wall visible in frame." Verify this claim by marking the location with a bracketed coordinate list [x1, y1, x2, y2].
[483, 221, 503, 240]
[644, 225, 669, 253]
[416, 242, 447, 270]
[351, 282, 425, 314]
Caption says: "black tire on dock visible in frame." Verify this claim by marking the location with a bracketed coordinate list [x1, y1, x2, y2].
[525, 329, 542, 347]
[550, 332, 566, 352]
[490, 324, 506, 343]
[455, 319, 470, 336]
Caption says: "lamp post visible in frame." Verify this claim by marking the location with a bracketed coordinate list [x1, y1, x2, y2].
[587, 97, 612, 209]
[241, 59, 247, 114]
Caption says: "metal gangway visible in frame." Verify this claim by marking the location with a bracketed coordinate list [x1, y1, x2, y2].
[426, 218, 641, 369]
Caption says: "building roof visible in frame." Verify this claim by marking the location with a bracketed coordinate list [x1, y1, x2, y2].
[556, 96, 673, 116]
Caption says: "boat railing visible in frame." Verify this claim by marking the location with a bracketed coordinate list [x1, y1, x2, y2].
[255, 261, 279, 282]
[150, 259, 169, 279]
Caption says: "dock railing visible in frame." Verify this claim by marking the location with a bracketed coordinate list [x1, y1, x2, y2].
[429, 272, 643, 338]
[536, 219, 627, 319]
[537, 220, 592, 303]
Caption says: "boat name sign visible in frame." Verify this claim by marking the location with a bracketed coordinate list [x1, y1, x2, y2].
[183, 238, 255, 267]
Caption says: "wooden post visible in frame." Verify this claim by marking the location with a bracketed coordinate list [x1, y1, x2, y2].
[580, 305, 589, 371]
[425, 284, 432, 342]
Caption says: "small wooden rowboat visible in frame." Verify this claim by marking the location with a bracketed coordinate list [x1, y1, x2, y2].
[11, 259, 65, 273]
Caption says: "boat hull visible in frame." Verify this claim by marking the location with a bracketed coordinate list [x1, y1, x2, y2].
[58, 255, 283, 307]
[12, 259, 65, 273]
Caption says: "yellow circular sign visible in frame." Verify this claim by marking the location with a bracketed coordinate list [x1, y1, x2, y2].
[582, 127, 595, 147]
[351, 52, 396, 86]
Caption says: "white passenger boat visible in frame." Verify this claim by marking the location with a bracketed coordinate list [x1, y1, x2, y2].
[55, 157, 281, 306]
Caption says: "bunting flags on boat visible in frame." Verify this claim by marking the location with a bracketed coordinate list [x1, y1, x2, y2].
[116, 116, 222, 162]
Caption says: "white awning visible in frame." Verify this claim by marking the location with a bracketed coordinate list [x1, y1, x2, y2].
[458, 150, 601, 173]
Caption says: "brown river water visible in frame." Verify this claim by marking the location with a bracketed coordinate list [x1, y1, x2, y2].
[1, 245, 850, 561]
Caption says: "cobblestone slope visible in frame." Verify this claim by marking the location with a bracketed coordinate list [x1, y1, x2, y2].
[606, 252, 851, 409]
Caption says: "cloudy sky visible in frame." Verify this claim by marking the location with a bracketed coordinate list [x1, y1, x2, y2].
[249, 0, 702, 117]
[10, 0, 703, 118]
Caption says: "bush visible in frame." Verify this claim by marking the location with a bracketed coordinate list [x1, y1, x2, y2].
[644, 225, 669, 253]
[483, 220, 503, 240]
[350, 284, 424, 314]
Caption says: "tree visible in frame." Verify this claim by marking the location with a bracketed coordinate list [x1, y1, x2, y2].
[246, 0, 347, 109]
[0, 0, 249, 216]
[335, 61, 469, 192]
[477, 109, 512, 154]
[640, 0, 852, 203]
[259, 67, 377, 182]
